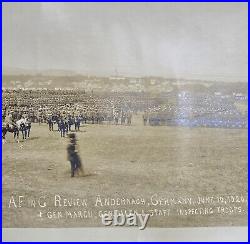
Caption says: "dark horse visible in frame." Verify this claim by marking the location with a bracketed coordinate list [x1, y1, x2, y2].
[2, 123, 19, 142]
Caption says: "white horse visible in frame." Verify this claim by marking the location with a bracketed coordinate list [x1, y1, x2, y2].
[16, 118, 26, 128]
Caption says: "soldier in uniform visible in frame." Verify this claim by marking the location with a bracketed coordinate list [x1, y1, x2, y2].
[60, 119, 66, 137]
[108, 111, 113, 124]
[121, 111, 126, 125]
[47, 117, 53, 131]
[20, 119, 27, 140]
[12, 122, 19, 141]
[114, 111, 119, 125]
[127, 111, 132, 125]
[26, 118, 32, 138]
[74, 116, 80, 131]
[64, 119, 69, 134]
[143, 111, 148, 126]
[68, 116, 73, 131]
[57, 117, 61, 132]
[91, 111, 95, 124]
[96, 111, 100, 124]
[67, 133, 84, 177]
[82, 111, 87, 124]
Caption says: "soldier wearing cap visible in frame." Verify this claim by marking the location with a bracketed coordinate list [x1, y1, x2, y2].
[60, 119, 66, 137]
[74, 116, 81, 131]
[48, 116, 53, 131]
[67, 133, 84, 177]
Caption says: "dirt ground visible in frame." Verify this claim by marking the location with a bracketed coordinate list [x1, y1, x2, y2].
[2, 114, 248, 228]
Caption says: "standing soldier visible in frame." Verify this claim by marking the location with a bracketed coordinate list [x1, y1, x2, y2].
[74, 116, 80, 131]
[96, 111, 100, 124]
[64, 119, 69, 134]
[38, 108, 42, 125]
[67, 133, 84, 177]
[48, 117, 53, 131]
[20, 118, 27, 140]
[127, 111, 132, 125]
[121, 111, 126, 125]
[143, 110, 148, 126]
[26, 118, 32, 138]
[82, 110, 87, 124]
[60, 119, 66, 137]
[68, 115, 73, 131]
[91, 111, 95, 124]
[57, 117, 61, 132]
[114, 111, 119, 125]
[108, 111, 113, 124]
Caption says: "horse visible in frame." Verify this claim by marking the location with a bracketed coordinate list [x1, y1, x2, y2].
[2, 123, 19, 143]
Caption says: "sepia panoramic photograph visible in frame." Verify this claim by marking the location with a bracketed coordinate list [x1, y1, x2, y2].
[2, 2, 248, 232]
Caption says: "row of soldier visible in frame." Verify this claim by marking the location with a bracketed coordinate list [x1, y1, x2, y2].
[2, 89, 156, 124]
[46, 110, 133, 137]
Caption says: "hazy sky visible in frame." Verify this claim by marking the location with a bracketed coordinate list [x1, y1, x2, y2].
[3, 3, 248, 81]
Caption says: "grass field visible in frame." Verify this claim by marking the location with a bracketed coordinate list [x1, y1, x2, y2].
[2, 114, 248, 228]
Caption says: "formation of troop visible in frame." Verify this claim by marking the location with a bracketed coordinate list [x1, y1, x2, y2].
[2, 89, 157, 122]
[2, 88, 157, 125]
[2, 88, 247, 142]
[2, 89, 157, 140]
[142, 91, 248, 128]
[46, 109, 133, 138]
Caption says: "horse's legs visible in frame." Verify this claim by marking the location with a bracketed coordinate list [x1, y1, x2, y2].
[2, 137, 6, 144]
[2, 131, 6, 141]
[2, 129, 7, 144]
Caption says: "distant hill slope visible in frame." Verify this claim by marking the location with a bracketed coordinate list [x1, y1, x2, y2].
[3, 67, 80, 76]
[2, 74, 248, 94]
